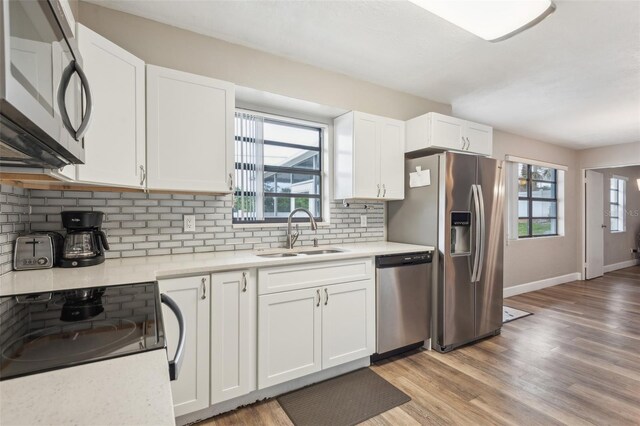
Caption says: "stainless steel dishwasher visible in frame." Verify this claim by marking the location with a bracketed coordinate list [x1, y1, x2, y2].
[373, 251, 432, 360]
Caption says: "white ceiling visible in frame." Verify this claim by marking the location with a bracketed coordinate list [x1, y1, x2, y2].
[86, 0, 640, 149]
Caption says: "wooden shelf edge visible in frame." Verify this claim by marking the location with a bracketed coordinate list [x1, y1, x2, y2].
[0, 173, 232, 196]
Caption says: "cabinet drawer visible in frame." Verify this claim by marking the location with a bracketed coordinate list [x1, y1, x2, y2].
[258, 258, 374, 295]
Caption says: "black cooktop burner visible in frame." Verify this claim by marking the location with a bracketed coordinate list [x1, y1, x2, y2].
[0, 282, 165, 380]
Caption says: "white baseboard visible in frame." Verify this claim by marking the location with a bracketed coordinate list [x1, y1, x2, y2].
[603, 259, 639, 273]
[504, 272, 581, 298]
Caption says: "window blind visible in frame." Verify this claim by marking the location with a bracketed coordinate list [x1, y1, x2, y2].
[234, 112, 264, 222]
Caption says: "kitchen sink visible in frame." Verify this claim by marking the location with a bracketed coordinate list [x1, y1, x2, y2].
[255, 247, 346, 257]
[256, 252, 298, 258]
[299, 249, 345, 255]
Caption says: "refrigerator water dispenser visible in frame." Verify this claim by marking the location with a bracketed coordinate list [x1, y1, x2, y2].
[451, 212, 471, 255]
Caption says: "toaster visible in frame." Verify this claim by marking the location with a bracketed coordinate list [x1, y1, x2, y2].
[13, 232, 63, 270]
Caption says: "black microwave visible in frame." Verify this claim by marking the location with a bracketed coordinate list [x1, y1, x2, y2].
[0, 0, 92, 169]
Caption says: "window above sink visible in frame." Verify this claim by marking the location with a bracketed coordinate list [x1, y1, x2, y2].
[233, 111, 328, 225]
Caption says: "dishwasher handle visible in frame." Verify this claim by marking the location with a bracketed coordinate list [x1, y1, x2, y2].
[376, 251, 433, 268]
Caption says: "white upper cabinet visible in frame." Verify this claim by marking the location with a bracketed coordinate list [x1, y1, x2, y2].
[378, 119, 405, 200]
[146, 65, 234, 193]
[334, 111, 405, 201]
[75, 24, 146, 187]
[464, 120, 493, 156]
[405, 112, 493, 156]
[351, 113, 379, 199]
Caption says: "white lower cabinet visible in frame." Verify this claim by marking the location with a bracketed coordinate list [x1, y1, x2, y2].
[211, 270, 256, 404]
[321, 280, 375, 369]
[258, 287, 322, 389]
[258, 260, 375, 389]
[159, 276, 210, 417]
[159, 260, 374, 418]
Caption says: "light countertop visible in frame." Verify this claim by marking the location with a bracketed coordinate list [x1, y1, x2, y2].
[0, 349, 175, 426]
[0, 242, 433, 296]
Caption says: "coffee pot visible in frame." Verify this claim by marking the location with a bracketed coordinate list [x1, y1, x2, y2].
[60, 211, 110, 268]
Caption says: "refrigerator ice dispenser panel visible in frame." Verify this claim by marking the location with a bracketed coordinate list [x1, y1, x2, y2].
[451, 211, 471, 255]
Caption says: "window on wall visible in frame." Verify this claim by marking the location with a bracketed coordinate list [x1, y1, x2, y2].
[610, 177, 626, 232]
[517, 163, 559, 238]
[233, 111, 324, 223]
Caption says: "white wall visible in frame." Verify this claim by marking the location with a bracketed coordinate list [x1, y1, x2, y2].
[579, 141, 640, 169]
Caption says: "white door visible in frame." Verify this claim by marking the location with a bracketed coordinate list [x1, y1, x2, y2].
[258, 287, 321, 389]
[464, 122, 492, 156]
[146, 65, 234, 192]
[321, 280, 375, 369]
[353, 112, 381, 198]
[159, 276, 210, 416]
[76, 24, 146, 187]
[585, 170, 605, 279]
[430, 113, 465, 151]
[378, 118, 405, 200]
[211, 270, 256, 404]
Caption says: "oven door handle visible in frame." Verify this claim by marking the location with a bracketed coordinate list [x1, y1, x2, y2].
[161, 293, 185, 381]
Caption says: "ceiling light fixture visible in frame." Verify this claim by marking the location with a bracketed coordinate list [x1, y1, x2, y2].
[408, 0, 556, 42]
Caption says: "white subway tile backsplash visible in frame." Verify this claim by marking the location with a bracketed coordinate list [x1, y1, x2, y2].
[0, 186, 30, 275]
[1, 186, 384, 269]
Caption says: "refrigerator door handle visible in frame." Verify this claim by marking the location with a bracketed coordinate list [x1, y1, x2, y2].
[476, 184, 486, 282]
[470, 184, 482, 282]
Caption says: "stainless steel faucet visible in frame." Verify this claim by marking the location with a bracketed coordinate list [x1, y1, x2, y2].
[286, 208, 317, 249]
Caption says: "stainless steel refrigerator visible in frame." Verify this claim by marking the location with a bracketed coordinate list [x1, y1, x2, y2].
[388, 151, 505, 352]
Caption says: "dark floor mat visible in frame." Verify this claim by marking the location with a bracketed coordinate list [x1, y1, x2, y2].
[277, 368, 410, 426]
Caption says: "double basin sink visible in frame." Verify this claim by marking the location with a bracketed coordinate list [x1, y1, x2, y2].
[256, 248, 345, 258]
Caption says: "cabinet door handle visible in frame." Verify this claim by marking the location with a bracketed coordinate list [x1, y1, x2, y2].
[382, 184, 386, 197]
[201, 277, 207, 300]
[229, 173, 233, 191]
[324, 288, 329, 305]
[461, 136, 466, 150]
[139, 165, 146, 186]
[241, 272, 247, 292]
[377, 184, 381, 197]
[316, 289, 321, 307]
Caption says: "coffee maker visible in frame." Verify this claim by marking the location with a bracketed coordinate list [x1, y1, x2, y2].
[60, 211, 110, 268]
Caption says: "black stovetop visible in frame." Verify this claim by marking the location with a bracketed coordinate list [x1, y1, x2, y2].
[0, 282, 165, 380]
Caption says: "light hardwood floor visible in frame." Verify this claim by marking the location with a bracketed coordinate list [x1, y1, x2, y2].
[201, 266, 640, 425]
